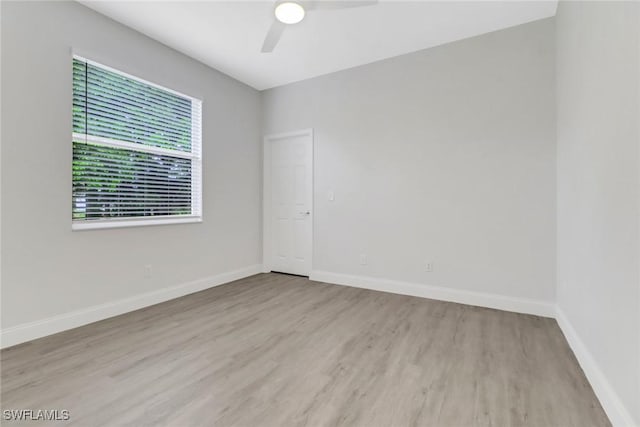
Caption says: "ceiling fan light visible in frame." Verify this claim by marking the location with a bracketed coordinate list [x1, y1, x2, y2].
[275, 2, 305, 25]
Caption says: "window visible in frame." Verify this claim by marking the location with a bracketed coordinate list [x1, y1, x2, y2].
[72, 56, 202, 230]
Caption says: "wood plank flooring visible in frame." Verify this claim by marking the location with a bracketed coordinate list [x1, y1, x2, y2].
[1, 273, 610, 426]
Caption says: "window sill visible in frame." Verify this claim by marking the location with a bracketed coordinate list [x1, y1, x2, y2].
[72, 216, 202, 231]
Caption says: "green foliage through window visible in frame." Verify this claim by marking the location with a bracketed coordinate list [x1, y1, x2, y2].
[72, 58, 201, 223]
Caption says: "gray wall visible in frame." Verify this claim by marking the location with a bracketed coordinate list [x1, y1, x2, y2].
[1, 1, 262, 328]
[556, 1, 640, 424]
[263, 18, 556, 303]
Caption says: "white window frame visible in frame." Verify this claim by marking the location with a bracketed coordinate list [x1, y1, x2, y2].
[71, 55, 203, 231]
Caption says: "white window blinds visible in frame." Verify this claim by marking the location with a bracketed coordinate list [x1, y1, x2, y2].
[72, 56, 202, 230]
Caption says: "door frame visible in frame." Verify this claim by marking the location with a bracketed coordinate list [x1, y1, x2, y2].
[262, 128, 314, 274]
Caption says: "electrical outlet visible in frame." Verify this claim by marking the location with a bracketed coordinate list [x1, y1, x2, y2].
[144, 264, 153, 278]
[359, 254, 367, 265]
[425, 262, 433, 272]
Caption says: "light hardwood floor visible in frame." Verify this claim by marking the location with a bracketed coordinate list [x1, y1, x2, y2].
[1, 273, 609, 426]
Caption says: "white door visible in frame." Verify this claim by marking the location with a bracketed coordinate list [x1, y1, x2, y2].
[264, 130, 313, 276]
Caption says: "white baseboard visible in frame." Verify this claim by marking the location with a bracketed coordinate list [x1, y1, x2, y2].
[310, 270, 555, 318]
[0, 264, 263, 349]
[555, 307, 637, 427]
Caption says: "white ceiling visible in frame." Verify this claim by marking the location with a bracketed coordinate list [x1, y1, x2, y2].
[79, 1, 558, 90]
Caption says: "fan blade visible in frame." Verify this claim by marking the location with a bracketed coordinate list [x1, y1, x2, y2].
[261, 20, 287, 53]
[303, 0, 378, 11]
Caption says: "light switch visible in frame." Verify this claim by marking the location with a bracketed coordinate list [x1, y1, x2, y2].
[328, 191, 335, 201]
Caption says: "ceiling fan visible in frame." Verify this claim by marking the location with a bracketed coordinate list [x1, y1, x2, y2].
[261, 0, 378, 53]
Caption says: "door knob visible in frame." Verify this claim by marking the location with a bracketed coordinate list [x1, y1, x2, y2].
[299, 211, 310, 215]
